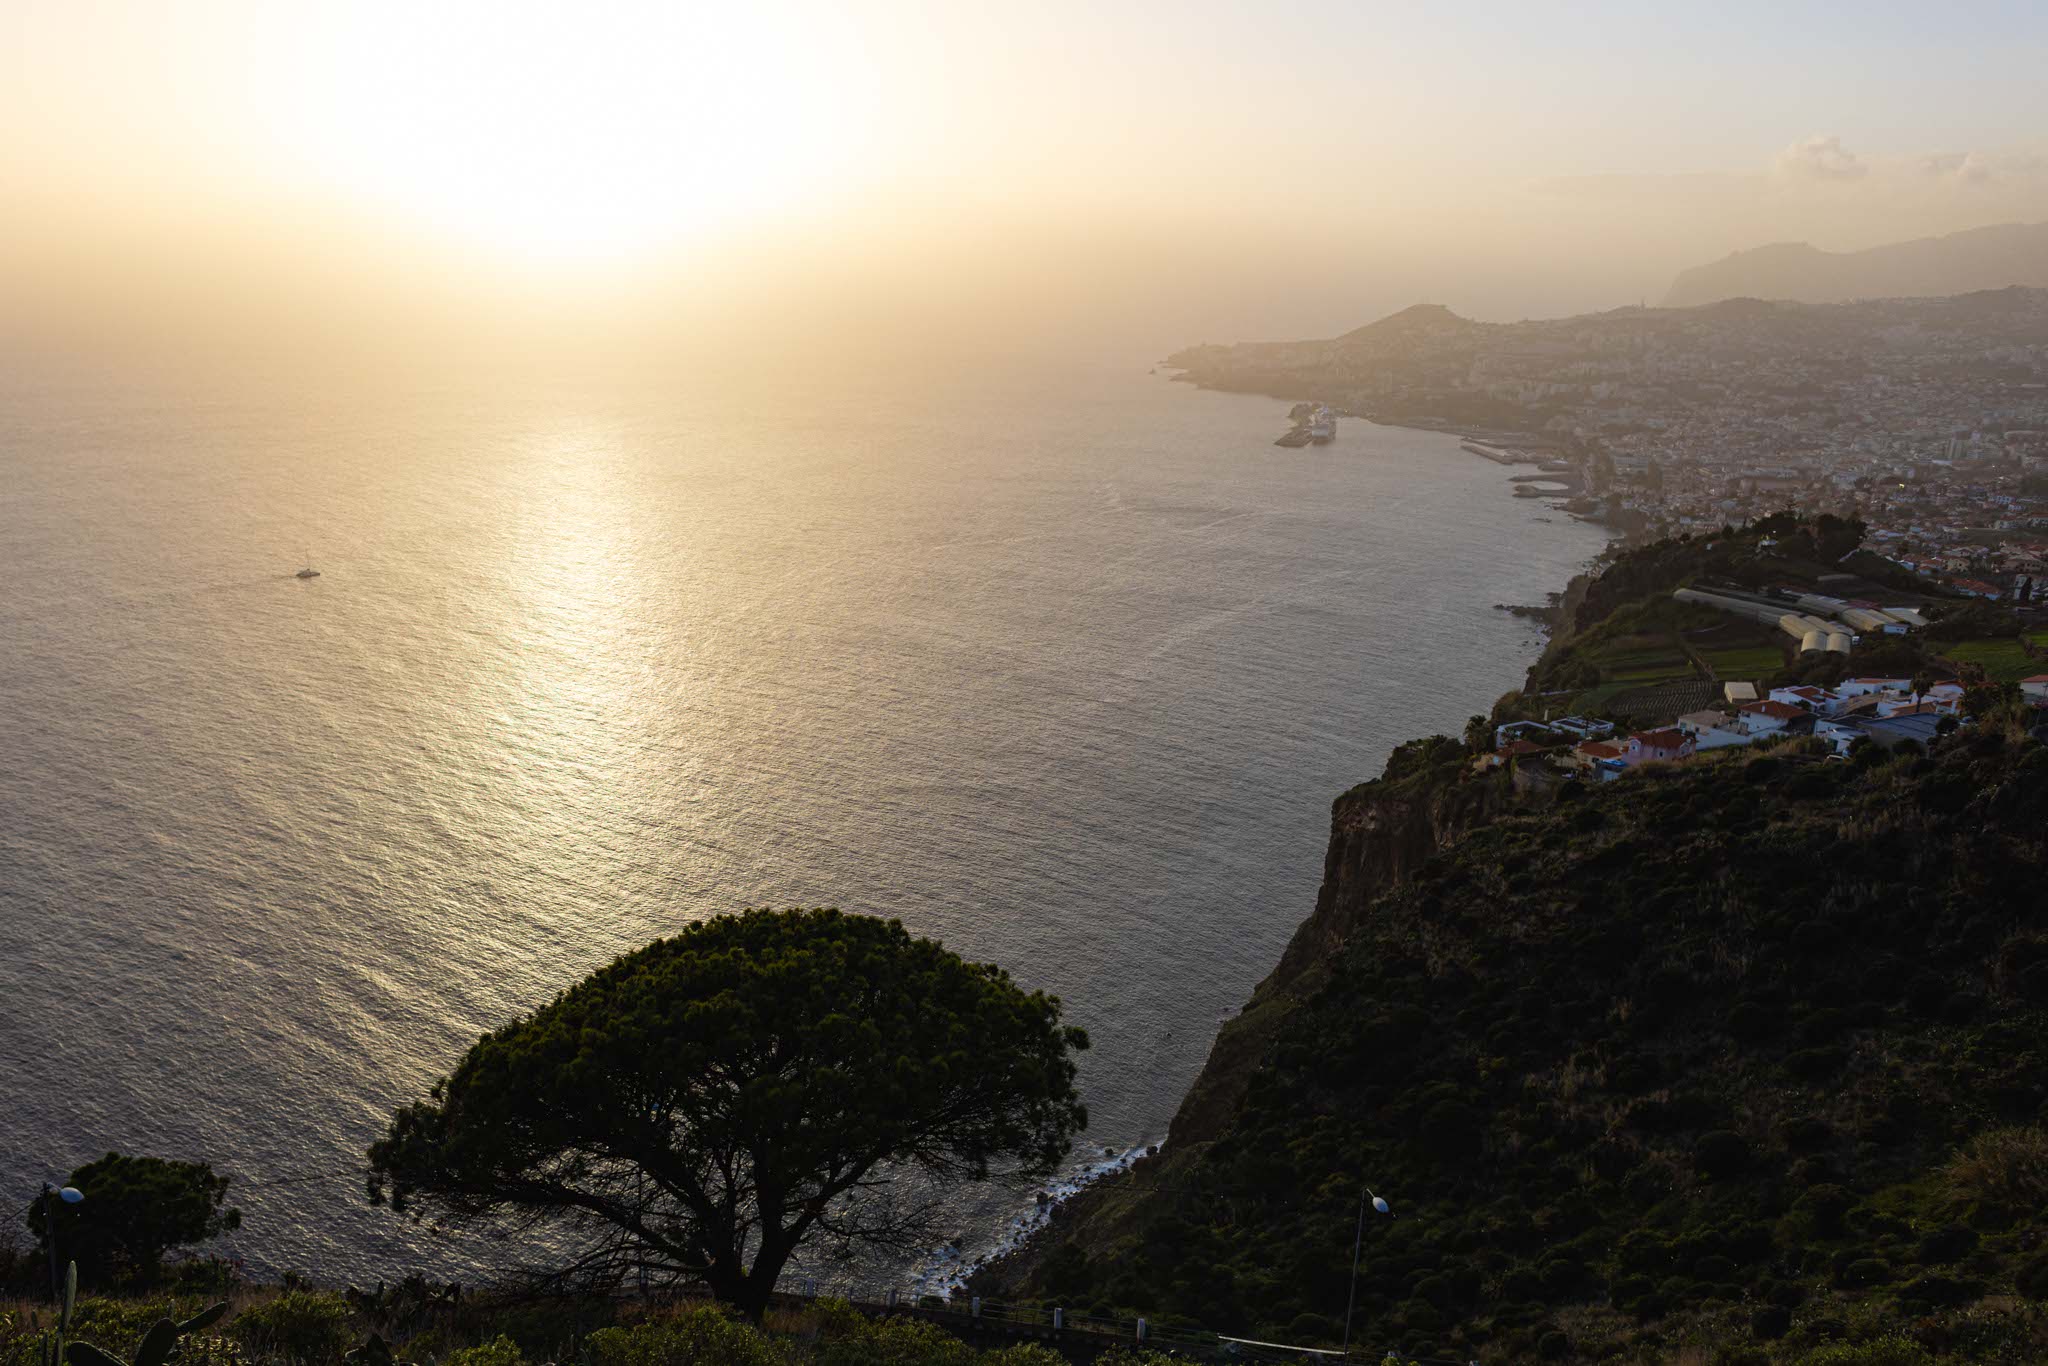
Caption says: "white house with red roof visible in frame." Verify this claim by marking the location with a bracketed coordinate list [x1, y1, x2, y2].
[1624, 727, 1697, 765]
[1739, 699, 1807, 736]
[1677, 709, 1754, 750]
[1769, 684, 1842, 715]
[2023, 674, 2048, 704]
[1573, 738, 1630, 781]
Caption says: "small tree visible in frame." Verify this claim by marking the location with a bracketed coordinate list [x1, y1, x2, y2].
[27, 1154, 240, 1287]
[368, 909, 1088, 1318]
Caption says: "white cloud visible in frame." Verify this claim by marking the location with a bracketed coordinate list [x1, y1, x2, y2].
[1775, 135, 1867, 183]
[1915, 149, 2048, 187]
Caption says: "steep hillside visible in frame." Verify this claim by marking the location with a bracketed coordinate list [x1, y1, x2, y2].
[980, 725, 2048, 1363]
[1665, 223, 2048, 307]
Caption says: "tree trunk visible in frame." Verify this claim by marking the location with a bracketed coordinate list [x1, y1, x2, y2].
[727, 1237, 797, 1323]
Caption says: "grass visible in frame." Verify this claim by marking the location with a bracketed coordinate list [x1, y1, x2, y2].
[1606, 663, 1697, 683]
[0, 1290, 1095, 1366]
[1568, 683, 1633, 715]
[1591, 631, 1702, 686]
[1938, 637, 2045, 683]
[1699, 645, 1787, 679]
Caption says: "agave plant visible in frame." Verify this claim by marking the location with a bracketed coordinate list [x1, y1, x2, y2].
[64, 1303, 228, 1366]
[35, 1262, 79, 1366]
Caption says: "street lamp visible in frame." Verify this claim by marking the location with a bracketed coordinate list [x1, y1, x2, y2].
[43, 1183, 83, 1301]
[1340, 1185, 1390, 1357]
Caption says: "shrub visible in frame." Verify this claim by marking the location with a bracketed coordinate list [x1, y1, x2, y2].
[1693, 1255, 1737, 1282]
[2014, 1252, 2048, 1301]
[1751, 1305, 1792, 1339]
[1284, 1312, 1339, 1341]
[1896, 1275, 1981, 1307]
[228, 1292, 352, 1366]
[978, 1350, 1066, 1366]
[1835, 1258, 1892, 1288]
[1785, 1046, 1848, 1080]
[1793, 1337, 1933, 1366]
[1944, 1125, 2048, 1213]
[1727, 1002, 1780, 1042]
[1694, 1130, 1752, 1179]
[813, 1303, 974, 1366]
[1781, 1116, 1835, 1154]
[1915, 1224, 1978, 1264]
[583, 1309, 787, 1366]
[170, 1339, 246, 1366]
[1785, 1187, 1867, 1253]
[68, 1298, 204, 1360]
[440, 1337, 525, 1366]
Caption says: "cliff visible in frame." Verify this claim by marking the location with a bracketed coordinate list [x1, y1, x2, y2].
[974, 526, 2048, 1365]
[975, 740, 1512, 1284]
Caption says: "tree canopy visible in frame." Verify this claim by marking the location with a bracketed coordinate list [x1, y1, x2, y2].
[367, 908, 1089, 1317]
[27, 1152, 240, 1286]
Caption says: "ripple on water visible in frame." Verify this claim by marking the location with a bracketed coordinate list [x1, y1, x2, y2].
[0, 363, 1606, 1286]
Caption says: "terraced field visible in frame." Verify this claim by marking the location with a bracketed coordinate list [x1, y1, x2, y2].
[1939, 632, 2048, 682]
[1607, 679, 1722, 722]
[1696, 644, 1786, 680]
[1594, 633, 1697, 684]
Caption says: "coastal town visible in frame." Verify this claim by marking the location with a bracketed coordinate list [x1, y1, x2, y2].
[1168, 288, 2048, 607]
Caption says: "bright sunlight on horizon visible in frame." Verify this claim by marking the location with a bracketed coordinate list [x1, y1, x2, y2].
[6, 0, 2048, 365]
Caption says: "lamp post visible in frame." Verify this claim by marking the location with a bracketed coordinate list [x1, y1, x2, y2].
[1340, 1185, 1390, 1358]
[43, 1183, 83, 1301]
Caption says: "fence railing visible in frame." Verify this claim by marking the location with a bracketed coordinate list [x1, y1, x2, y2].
[756, 1282, 1474, 1364]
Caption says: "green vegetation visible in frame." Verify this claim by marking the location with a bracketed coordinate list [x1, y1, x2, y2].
[2, 1295, 1124, 1366]
[995, 725, 2048, 1363]
[986, 517, 2045, 1363]
[1697, 646, 1788, 681]
[367, 909, 1089, 1321]
[66, 1302, 228, 1366]
[1599, 680, 1722, 725]
[1937, 636, 2045, 684]
[29, 1156, 241, 1290]
[230, 1293, 351, 1365]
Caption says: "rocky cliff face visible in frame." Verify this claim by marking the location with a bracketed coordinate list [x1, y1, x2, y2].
[974, 761, 1508, 1291]
[1261, 772, 1507, 1005]
[1164, 768, 1509, 1153]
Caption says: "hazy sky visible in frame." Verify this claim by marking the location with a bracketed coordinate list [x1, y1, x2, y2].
[6, 0, 2048, 362]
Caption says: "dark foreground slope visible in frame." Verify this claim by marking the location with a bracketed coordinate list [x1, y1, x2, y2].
[980, 729, 2048, 1363]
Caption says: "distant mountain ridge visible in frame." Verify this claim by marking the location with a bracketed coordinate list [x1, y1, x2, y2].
[1665, 222, 2048, 306]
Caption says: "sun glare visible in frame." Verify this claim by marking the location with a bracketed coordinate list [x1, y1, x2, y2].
[286, 2, 878, 271]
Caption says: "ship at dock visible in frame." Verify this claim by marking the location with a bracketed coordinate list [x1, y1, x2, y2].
[1275, 403, 1336, 448]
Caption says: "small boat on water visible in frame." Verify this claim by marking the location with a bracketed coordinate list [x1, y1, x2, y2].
[296, 567, 320, 578]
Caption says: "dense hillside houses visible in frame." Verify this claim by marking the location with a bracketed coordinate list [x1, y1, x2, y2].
[1169, 290, 2048, 604]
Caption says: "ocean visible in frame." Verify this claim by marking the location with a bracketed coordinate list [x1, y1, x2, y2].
[0, 355, 1605, 1287]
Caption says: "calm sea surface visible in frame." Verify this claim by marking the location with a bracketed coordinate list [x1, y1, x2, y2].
[0, 357, 1604, 1285]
